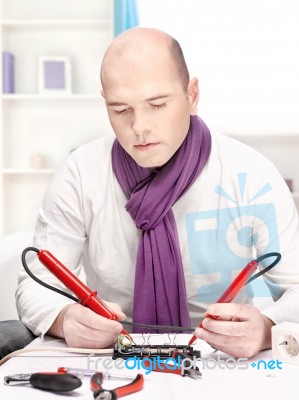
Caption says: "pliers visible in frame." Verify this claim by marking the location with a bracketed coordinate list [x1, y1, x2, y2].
[90, 372, 144, 400]
[143, 352, 202, 379]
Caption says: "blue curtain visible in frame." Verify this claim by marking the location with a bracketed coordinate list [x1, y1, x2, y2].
[114, 0, 139, 37]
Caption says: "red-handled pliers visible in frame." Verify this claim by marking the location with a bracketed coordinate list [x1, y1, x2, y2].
[143, 353, 202, 379]
[90, 372, 144, 400]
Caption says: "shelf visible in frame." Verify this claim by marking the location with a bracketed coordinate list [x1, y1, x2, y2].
[1, 19, 111, 29]
[222, 128, 299, 138]
[0, 0, 113, 235]
[1, 94, 102, 101]
[2, 168, 56, 174]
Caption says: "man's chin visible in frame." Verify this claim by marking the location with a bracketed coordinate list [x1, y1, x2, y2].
[134, 158, 167, 169]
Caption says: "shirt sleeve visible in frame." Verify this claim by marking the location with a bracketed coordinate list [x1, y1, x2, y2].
[254, 163, 299, 324]
[16, 152, 87, 337]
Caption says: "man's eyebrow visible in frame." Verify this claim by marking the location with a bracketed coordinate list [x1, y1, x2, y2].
[145, 95, 170, 102]
[106, 95, 170, 107]
[106, 101, 128, 107]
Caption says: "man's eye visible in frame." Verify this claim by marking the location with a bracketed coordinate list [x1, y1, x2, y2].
[113, 109, 129, 116]
[151, 103, 167, 110]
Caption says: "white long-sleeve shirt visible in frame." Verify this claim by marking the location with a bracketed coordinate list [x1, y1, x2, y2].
[16, 131, 299, 336]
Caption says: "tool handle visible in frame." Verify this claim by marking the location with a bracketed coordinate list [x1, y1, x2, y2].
[188, 259, 258, 345]
[216, 259, 258, 303]
[90, 372, 104, 392]
[114, 374, 144, 397]
[37, 250, 117, 320]
[91, 373, 144, 398]
[36, 249, 131, 338]
[30, 373, 82, 392]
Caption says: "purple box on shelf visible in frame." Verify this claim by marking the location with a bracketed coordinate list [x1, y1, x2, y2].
[2, 51, 15, 93]
[44, 60, 65, 89]
[38, 56, 72, 94]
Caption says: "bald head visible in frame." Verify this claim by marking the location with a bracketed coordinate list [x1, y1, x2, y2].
[100, 27, 190, 92]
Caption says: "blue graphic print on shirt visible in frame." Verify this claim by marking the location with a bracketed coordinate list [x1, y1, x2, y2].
[185, 173, 281, 303]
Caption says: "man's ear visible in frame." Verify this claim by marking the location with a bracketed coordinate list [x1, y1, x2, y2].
[187, 77, 199, 115]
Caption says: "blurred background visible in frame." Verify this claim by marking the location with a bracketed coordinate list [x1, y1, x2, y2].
[1, 0, 298, 236]
[0, 0, 298, 318]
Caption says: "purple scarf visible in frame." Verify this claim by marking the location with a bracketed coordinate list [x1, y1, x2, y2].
[112, 115, 211, 331]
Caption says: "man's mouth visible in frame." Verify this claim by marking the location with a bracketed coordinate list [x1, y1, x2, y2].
[134, 143, 160, 151]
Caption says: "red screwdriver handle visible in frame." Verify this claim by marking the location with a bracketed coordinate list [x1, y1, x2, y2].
[38, 250, 117, 320]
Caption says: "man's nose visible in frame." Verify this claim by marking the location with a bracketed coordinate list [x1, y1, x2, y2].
[132, 110, 151, 135]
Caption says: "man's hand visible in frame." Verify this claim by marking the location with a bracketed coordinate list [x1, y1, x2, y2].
[47, 301, 126, 348]
[194, 303, 274, 358]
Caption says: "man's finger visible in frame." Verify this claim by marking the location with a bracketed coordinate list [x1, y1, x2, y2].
[201, 318, 250, 337]
[206, 342, 248, 359]
[103, 301, 126, 320]
[207, 303, 257, 320]
[68, 305, 123, 333]
[195, 327, 244, 349]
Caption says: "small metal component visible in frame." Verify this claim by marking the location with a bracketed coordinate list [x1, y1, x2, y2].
[95, 390, 114, 400]
[142, 333, 151, 345]
[279, 340, 288, 346]
[173, 351, 202, 379]
[285, 334, 299, 356]
[279, 335, 299, 356]
[103, 372, 136, 381]
[117, 334, 134, 349]
[4, 374, 32, 385]
[185, 369, 202, 380]
[164, 333, 176, 345]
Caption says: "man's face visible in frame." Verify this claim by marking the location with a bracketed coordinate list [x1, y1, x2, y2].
[102, 49, 197, 168]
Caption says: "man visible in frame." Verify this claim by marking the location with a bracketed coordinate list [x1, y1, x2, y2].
[16, 27, 299, 359]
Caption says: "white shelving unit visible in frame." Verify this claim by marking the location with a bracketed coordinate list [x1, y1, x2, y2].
[0, 0, 114, 235]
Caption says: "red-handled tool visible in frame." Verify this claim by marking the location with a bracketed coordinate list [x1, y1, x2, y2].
[90, 372, 144, 399]
[22, 247, 131, 339]
[38, 250, 118, 321]
[189, 259, 258, 345]
[4, 373, 82, 392]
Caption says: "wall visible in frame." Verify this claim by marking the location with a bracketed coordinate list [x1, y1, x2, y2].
[138, 0, 299, 190]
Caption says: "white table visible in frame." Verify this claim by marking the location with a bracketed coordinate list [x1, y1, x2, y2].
[0, 335, 298, 400]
